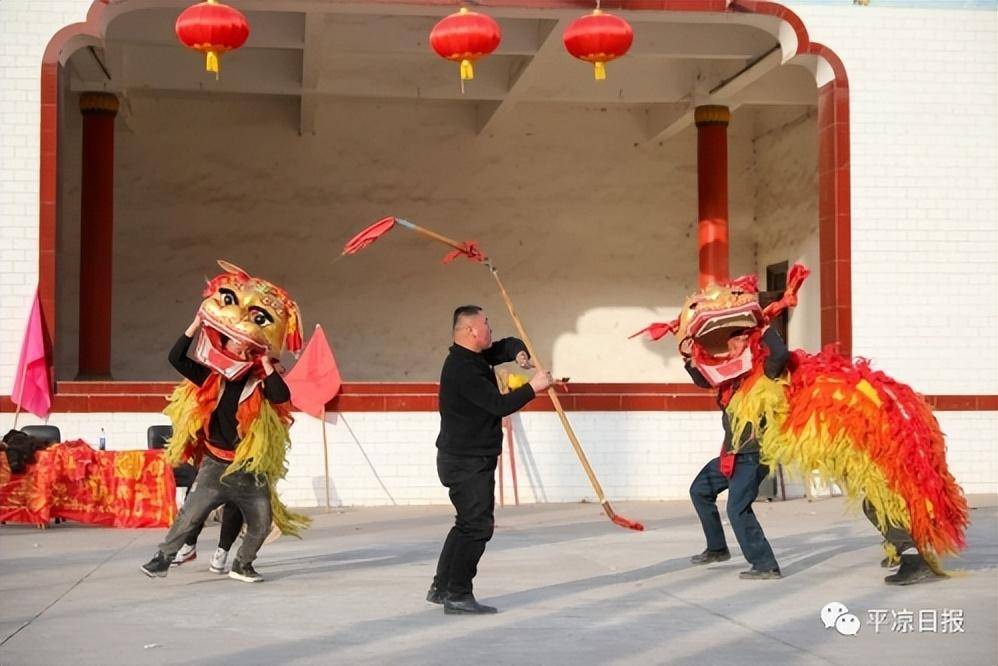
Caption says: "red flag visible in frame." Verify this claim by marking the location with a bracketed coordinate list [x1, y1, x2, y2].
[285, 325, 342, 419]
[342, 217, 396, 255]
[11, 289, 52, 419]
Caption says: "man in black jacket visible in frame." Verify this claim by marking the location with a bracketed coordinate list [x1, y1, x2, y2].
[428, 305, 551, 614]
[686, 326, 787, 580]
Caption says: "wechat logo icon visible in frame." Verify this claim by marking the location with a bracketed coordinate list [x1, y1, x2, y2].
[820, 602, 861, 636]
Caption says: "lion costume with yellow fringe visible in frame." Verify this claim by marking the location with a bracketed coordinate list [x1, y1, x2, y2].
[633, 263, 968, 584]
[164, 260, 309, 537]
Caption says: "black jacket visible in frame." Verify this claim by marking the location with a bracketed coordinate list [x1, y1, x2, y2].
[435, 338, 535, 457]
[685, 327, 789, 454]
[169, 334, 290, 451]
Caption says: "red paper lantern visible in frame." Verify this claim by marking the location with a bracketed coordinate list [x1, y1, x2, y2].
[563, 9, 633, 81]
[175, 0, 250, 78]
[429, 7, 502, 89]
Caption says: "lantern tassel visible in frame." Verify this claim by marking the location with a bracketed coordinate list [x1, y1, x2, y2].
[206, 50, 220, 79]
[460, 59, 474, 81]
[593, 61, 606, 81]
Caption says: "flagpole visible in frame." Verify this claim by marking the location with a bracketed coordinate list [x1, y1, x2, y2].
[395, 218, 472, 256]
[322, 407, 331, 511]
[507, 415, 520, 505]
[496, 370, 508, 508]
[11, 353, 29, 430]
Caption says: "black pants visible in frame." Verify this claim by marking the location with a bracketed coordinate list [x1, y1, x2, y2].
[690, 452, 779, 571]
[158, 457, 272, 565]
[434, 452, 497, 596]
[862, 499, 915, 554]
[172, 463, 197, 488]
[183, 502, 244, 551]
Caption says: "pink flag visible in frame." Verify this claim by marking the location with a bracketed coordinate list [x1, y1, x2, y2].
[11, 289, 52, 419]
[285, 325, 342, 419]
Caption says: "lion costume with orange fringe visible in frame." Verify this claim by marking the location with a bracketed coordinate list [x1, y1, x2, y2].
[633, 263, 968, 584]
[164, 260, 309, 537]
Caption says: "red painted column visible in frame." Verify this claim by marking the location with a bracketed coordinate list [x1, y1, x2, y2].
[77, 92, 118, 379]
[695, 105, 731, 288]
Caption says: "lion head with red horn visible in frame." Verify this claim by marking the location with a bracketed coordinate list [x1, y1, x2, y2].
[193, 260, 303, 380]
[631, 263, 809, 386]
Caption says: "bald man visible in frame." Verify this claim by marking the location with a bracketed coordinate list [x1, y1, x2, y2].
[428, 305, 551, 614]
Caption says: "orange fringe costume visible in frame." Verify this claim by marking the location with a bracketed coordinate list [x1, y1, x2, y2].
[636, 263, 968, 575]
[164, 260, 310, 537]
[165, 373, 309, 536]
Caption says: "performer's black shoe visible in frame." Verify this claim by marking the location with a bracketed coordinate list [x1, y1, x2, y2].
[426, 583, 446, 605]
[443, 594, 498, 615]
[228, 559, 263, 583]
[690, 548, 731, 565]
[140, 552, 171, 578]
[739, 568, 782, 580]
[884, 554, 943, 586]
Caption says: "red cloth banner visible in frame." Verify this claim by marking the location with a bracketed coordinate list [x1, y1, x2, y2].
[0, 441, 177, 528]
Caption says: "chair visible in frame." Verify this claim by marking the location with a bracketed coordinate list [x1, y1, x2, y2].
[149, 425, 194, 504]
[21, 425, 61, 444]
[147, 425, 172, 450]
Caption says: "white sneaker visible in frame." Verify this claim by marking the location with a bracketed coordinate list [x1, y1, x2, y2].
[172, 543, 196, 566]
[209, 547, 229, 574]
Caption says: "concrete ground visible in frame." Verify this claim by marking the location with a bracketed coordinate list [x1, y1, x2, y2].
[1, 495, 995, 666]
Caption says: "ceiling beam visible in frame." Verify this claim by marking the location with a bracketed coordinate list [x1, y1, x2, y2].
[645, 46, 782, 142]
[106, 9, 306, 49]
[299, 12, 325, 135]
[475, 19, 565, 135]
[708, 46, 783, 99]
[644, 105, 695, 143]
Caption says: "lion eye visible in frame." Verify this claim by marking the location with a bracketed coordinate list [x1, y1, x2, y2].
[220, 288, 238, 306]
[249, 306, 274, 327]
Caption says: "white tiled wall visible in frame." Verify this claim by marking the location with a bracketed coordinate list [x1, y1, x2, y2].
[10, 408, 994, 507]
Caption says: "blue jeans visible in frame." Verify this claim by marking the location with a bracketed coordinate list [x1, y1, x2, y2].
[690, 452, 779, 571]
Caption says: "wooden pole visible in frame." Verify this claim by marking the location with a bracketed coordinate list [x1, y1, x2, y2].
[322, 407, 331, 511]
[11, 356, 28, 430]
[496, 370, 511, 507]
[488, 267, 642, 531]
[506, 415, 519, 505]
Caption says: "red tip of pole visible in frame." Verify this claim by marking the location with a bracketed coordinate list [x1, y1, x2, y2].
[342, 216, 397, 255]
[610, 513, 645, 531]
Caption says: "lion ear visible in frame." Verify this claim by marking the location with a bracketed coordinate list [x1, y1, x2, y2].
[216, 260, 251, 280]
[729, 274, 759, 294]
[283, 300, 304, 355]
